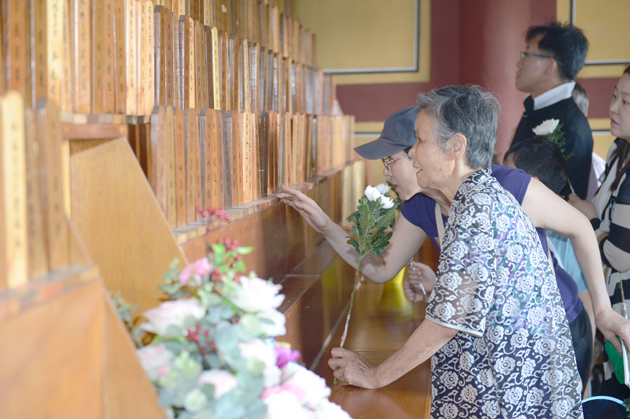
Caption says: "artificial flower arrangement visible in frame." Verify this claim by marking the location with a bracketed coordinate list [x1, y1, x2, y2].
[339, 184, 397, 349]
[113, 208, 352, 419]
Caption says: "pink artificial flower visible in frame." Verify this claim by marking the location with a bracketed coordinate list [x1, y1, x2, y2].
[179, 257, 213, 285]
[261, 386, 283, 400]
[281, 381, 307, 404]
[275, 345, 300, 368]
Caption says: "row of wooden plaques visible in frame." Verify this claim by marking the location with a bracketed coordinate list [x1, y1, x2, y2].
[130, 106, 354, 228]
[0, 0, 327, 116]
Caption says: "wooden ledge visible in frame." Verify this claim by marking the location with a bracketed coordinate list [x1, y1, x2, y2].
[0, 265, 101, 322]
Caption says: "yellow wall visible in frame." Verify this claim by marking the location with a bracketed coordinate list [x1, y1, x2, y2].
[295, 0, 431, 85]
[557, 0, 630, 78]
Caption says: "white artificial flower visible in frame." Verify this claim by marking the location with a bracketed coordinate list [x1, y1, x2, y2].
[136, 343, 175, 381]
[258, 309, 287, 337]
[532, 119, 559, 136]
[315, 400, 353, 419]
[239, 339, 281, 387]
[375, 183, 391, 195]
[139, 299, 205, 337]
[197, 369, 238, 398]
[379, 195, 394, 209]
[364, 185, 381, 202]
[263, 391, 312, 419]
[183, 388, 209, 413]
[283, 362, 331, 409]
[232, 276, 285, 313]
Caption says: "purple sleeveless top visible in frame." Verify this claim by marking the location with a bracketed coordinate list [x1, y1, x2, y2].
[400, 164, 582, 323]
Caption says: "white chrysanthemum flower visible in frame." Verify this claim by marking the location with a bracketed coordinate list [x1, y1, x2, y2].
[532, 119, 559, 136]
[283, 362, 331, 409]
[375, 183, 391, 195]
[232, 276, 285, 313]
[239, 339, 281, 387]
[364, 185, 381, 202]
[258, 309, 287, 337]
[379, 195, 394, 209]
[139, 299, 205, 337]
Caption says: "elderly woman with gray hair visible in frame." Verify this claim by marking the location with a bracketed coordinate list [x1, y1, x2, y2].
[328, 85, 583, 418]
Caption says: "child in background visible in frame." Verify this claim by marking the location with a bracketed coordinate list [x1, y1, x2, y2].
[504, 138, 595, 347]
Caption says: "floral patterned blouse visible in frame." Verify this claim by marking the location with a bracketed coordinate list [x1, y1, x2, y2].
[426, 169, 583, 419]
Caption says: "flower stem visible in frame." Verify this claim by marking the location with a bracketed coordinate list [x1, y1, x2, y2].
[340, 255, 363, 349]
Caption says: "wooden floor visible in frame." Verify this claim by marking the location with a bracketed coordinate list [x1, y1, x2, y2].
[311, 277, 433, 418]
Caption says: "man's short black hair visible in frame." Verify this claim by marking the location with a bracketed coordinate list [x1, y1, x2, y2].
[526, 22, 589, 81]
[505, 137, 569, 195]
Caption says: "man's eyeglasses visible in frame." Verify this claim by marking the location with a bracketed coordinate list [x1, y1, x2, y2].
[382, 155, 404, 169]
[520, 51, 554, 60]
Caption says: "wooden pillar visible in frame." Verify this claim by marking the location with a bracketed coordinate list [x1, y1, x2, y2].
[459, 0, 533, 162]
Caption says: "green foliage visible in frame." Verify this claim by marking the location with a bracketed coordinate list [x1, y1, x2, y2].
[540, 122, 574, 162]
[108, 290, 143, 347]
[345, 195, 397, 259]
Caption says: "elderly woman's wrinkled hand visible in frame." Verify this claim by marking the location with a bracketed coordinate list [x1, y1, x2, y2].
[328, 347, 380, 389]
[404, 262, 436, 302]
[276, 185, 331, 233]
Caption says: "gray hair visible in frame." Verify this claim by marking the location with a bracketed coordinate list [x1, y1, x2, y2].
[416, 85, 500, 170]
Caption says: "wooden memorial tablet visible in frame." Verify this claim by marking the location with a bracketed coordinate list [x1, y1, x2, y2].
[3, 0, 28, 99]
[250, 112, 260, 200]
[221, 110, 233, 208]
[259, 1, 268, 48]
[240, 39, 250, 112]
[181, 15, 195, 109]
[137, 1, 146, 114]
[172, 11, 181, 108]
[249, 42, 259, 113]
[210, 109, 224, 209]
[49, 0, 65, 106]
[263, 49, 272, 112]
[198, 109, 210, 210]
[257, 112, 268, 197]
[241, 111, 251, 203]
[145, 0, 155, 115]
[174, 107, 187, 227]
[230, 34, 239, 111]
[207, 26, 221, 110]
[154, 5, 164, 106]
[164, 9, 174, 107]
[285, 58, 293, 115]
[305, 114, 314, 180]
[184, 107, 200, 223]
[0, 92, 27, 289]
[91, 0, 105, 113]
[125, 0, 138, 114]
[280, 13, 289, 59]
[232, 111, 243, 206]
[113, 0, 127, 114]
[61, 2, 73, 112]
[24, 108, 48, 280]
[201, 0, 213, 27]
[36, 98, 68, 272]
[269, 5, 279, 54]
[149, 106, 168, 215]
[102, 0, 116, 113]
[195, 21, 208, 109]
[177, 0, 186, 17]
[219, 32, 234, 110]
[165, 106, 176, 227]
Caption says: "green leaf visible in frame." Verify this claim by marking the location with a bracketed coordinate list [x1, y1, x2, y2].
[236, 246, 254, 255]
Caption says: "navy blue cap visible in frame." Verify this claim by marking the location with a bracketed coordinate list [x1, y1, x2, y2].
[353, 106, 420, 160]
